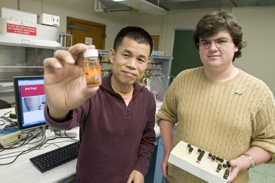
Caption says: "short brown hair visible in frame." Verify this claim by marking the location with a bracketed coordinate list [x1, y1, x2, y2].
[193, 11, 247, 61]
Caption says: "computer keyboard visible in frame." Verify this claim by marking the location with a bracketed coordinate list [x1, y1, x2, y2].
[30, 141, 80, 173]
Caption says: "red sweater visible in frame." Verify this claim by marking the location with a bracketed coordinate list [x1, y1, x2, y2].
[44, 73, 156, 183]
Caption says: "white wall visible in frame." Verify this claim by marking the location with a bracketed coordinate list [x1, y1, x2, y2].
[233, 7, 275, 94]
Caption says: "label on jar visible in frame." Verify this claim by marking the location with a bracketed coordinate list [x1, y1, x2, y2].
[84, 64, 102, 86]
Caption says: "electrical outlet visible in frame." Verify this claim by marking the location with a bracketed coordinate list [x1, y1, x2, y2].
[52, 15, 60, 26]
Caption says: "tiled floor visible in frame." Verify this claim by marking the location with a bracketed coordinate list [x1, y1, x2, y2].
[249, 163, 275, 182]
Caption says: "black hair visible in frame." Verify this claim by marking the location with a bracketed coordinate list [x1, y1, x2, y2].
[113, 26, 153, 57]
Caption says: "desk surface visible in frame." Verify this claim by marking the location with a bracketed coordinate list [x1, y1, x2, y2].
[0, 139, 78, 183]
[0, 108, 79, 183]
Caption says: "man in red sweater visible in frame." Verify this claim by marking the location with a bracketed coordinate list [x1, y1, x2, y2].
[43, 26, 156, 183]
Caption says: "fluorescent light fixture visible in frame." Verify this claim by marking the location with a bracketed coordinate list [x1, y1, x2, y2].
[113, 0, 166, 15]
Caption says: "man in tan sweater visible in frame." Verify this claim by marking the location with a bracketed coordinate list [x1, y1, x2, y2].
[156, 11, 275, 183]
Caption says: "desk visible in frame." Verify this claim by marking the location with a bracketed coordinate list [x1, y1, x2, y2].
[0, 139, 78, 183]
[0, 108, 79, 183]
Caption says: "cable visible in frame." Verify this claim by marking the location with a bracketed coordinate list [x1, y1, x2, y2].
[0, 119, 6, 125]
[3, 111, 12, 116]
[0, 126, 78, 165]
[0, 137, 77, 165]
[0, 146, 34, 165]
[54, 129, 78, 141]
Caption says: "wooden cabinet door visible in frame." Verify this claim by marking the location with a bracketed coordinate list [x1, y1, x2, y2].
[67, 17, 106, 49]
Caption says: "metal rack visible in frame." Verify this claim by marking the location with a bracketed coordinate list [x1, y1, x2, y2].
[147, 55, 173, 100]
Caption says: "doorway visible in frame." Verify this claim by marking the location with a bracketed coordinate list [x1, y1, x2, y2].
[170, 30, 202, 77]
[151, 35, 160, 51]
[66, 17, 106, 49]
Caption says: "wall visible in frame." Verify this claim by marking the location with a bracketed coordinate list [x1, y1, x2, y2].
[233, 7, 275, 94]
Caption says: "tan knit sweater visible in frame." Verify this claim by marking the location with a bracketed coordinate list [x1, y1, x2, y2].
[156, 67, 275, 183]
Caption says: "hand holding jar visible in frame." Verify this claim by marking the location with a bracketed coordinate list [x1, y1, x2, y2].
[43, 44, 100, 121]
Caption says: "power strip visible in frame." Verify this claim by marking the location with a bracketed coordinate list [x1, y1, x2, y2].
[0, 130, 22, 146]
[168, 141, 231, 183]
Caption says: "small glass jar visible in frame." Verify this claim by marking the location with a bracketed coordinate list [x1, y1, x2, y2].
[83, 49, 102, 86]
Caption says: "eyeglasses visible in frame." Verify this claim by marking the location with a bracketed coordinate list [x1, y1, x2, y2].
[198, 39, 232, 49]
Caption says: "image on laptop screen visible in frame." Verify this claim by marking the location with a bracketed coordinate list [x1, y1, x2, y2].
[13, 76, 46, 130]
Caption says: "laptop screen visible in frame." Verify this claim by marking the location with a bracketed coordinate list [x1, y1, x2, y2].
[13, 76, 46, 130]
